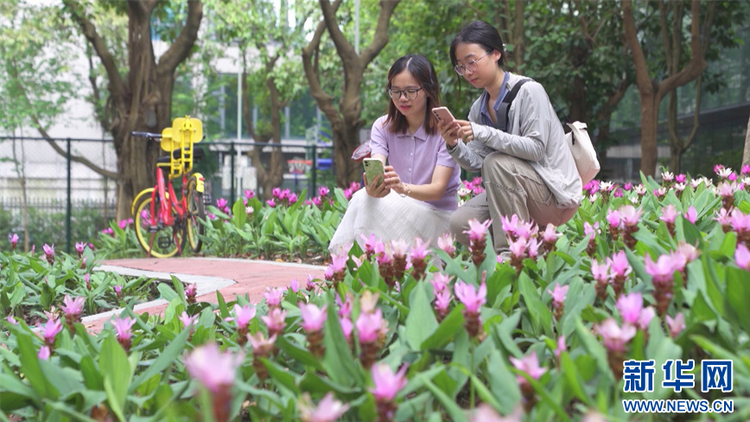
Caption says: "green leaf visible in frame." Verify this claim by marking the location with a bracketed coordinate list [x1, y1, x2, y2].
[486, 350, 521, 413]
[99, 335, 132, 420]
[0, 373, 39, 411]
[157, 283, 179, 302]
[232, 198, 248, 227]
[574, 317, 614, 383]
[275, 336, 323, 370]
[261, 358, 300, 394]
[725, 267, 750, 334]
[321, 295, 362, 386]
[405, 283, 439, 350]
[16, 331, 58, 400]
[421, 305, 465, 350]
[517, 272, 553, 337]
[560, 352, 591, 406]
[423, 378, 468, 422]
[645, 320, 682, 400]
[130, 327, 190, 393]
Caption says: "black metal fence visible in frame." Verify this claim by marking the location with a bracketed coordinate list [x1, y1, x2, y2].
[0, 135, 333, 253]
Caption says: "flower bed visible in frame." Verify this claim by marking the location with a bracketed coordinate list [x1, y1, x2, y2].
[2, 169, 750, 421]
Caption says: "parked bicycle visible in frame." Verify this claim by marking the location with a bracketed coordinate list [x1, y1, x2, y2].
[130, 116, 208, 258]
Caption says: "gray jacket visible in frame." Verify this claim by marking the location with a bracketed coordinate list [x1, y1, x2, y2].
[448, 72, 582, 208]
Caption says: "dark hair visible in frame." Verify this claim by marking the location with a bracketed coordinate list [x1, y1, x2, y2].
[449, 20, 505, 70]
[384, 54, 441, 135]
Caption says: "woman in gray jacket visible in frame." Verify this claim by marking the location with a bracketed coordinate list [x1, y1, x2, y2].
[441, 20, 581, 256]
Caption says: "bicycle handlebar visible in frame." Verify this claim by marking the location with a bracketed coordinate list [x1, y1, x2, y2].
[131, 131, 162, 140]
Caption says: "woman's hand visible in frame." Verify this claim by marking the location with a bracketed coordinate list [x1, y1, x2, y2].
[454, 120, 474, 143]
[438, 120, 461, 147]
[364, 172, 390, 198]
[383, 166, 407, 195]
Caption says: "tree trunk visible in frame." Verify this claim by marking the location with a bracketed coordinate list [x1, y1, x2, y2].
[638, 94, 659, 176]
[743, 112, 750, 165]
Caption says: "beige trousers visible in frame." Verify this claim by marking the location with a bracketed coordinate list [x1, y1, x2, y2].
[450, 152, 578, 253]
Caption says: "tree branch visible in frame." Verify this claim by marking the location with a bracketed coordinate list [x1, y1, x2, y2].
[157, 0, 203, 76]
[85, 44, 107, 129]
[360, 0, 401, 66]
[622, 0, 653, 96]
[62, 0, 124, 105]
[658, 0, 672, 72]
[318, 0, 357, 62]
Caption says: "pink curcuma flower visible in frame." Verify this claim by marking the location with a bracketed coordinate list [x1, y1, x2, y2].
[226, 304, 257, 330]
[370, 363, 408, 402]
[290, 279, 299, 293]
[409, 238, 429, 261]
[318, 186, 330, 197]
[216, 198, 228, 210]
[434, 289, 452, 313]
[61, 295, 85, 319]
[336, 293, 353, 318]
[43, 244, 55, 264]
[555, 336, 567, 360]
[298, 392, 350, 422]
[43, 317, 63, 346]
[248, 331, 277, 356]
[185, 343, 244, 394]
[660, 205, 679, 224]
[113, 317, 136, 342]
[547, 283, 568, 307]
[437, 234, 456, 256]
[38, 345, 51, 360]
[464, 218, 492, 242]
[340, 317, 354, 342]
[638, 306, 656, 330]
[591, 259, 610, 283]
[607, 250, 632, 279]
[675, 174, 687, 183]
[596, 318, 636, 353]
[735, 244, 750, 270]
[644, 254, 679, 283]
[356, 308, 383, 343]
[75, 242, 86, 256]
[6, 315, 18, 325]
[542, 223, 560, 244]
[244, 189, 255, 199]
[263, 287, 285, 308]
[179, 311, 198, 328]
[606, 210, 620, 229]
[665, 313, 685, 338]
[430, 272, 451, 293]
[683, 206, 697, 224]
[260, 308, 288, 337]
[510, 350, 548, 385]
[454, 281, 487, 313]
[267, 199, 276, 208]
[616, 292, 643, 325]
[583, 222, 599, 240]
[661, 171, 674, 183]
[299, 303, 327, 332]
[653, 187, 667, 199]
[618, 205, 642, 228]
[10, 233, 19, 250]
[508, 236, 528, 259]
[676, 242, 701, 263]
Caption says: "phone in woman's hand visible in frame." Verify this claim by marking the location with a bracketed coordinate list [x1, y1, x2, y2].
[432, 107, 456, 125]
[363, 158, 384, 187]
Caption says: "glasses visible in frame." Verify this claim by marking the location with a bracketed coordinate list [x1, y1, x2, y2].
[454, 52, 490, 75]
[388, 87, 422, 100]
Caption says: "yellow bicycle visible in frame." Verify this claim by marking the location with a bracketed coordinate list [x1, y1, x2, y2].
[130, 116, 207, 258]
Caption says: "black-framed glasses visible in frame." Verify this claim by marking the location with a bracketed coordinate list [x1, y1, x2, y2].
[454, 52, 490, 75]
[387, 87, 422, 100]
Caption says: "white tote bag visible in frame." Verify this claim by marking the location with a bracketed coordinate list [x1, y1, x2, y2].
[565, 121, 600, 186]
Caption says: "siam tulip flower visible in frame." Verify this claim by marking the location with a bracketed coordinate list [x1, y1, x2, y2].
[616, 292, 642, 326]
[261, 308, 288, 338]
[714, 208, 732, 233]
[305, 275, 317, 292]
[555, 335, 567, 360]
[336, 293, 353, 318]
[247, 331, 277, 381]
[359, 233, 379, 258]
[619, 205, 642, 248]
[289, 279, 299, 293]
[540, 223, 560, 253]
[272, 187, 281, 198]
[266, 199, 276, 208]
[279, 189, 290, 201]
[634, 184, 647, 196]
[465, 218, 492, 266]
[665, 313, 685, 338]
[311, 196, 322, 207]
[717, 167, 734, 180]
[433, 289, 452, 322]
[179, 311, 198, 329]
[653, 187, 667, 199]
[357, 308, 384, 369]
[6, 315, 18, 325]
[683, 206, 697, 224]
[409, 238, 429, 280]
[607, 250, 631, 297]
[75, 242, 86, 257]
[323, 266, 334, 282]
[501, 215, 522, 242]
[226, 304, 256, 345]
[606, 210, 621, 239]
[288, 193, 298, 205]
[62, 295, 85, 331]
[263, 287, 285, 309]
[583, 179, 600, 195]
[299, 303, 327, 357]
[660, 204, 679, 236]
[661, 171, 674, 184]
[735, 244, 750, 270]
[613, 187, 624, 198]
[591, 259, 611, 301]
[185, 283, 197, 305]
[43, 244, 55, 265]
[676, 242, 701, 263]
[645, 254, 679, 315]
[318, 186, 330, 197]
[547, 283, 568, 321]
[327, 253, 348, 286]
[245, 206, 254, 217]
[113, 317, 137, 352]
[730, 208, 750, 245]
[674, 183, 686, 198]
[510, 350, 547, 412]
[583, 222, 599, 256]
[527, 238, 541, 260]
[185, 343, 244, 422]
[508, 236, 528, 272]
[430, 272, 451, 294]
[638, 306, 656, 331]
[455, 280, 487, 340]
[298, 392, 350, 422]
[437, 233, 456, 257]
[714, 164, 725, 174]
[216, 198, 228, 211]
[623, 182, 633, 191]
[717, 182, 738, 210]
[244, 189, 255, 199]
[675, 174, 687, 183]
[38, 345, 51, 360]
[81, 256, 88, 270]
[42, 317, 63, 348]
[742, 165, 750, 176]
[390, 239, 409, 282]
[343, 188, 353, 200]
[10, 233, 19, 250]
[114, 284, 123, 300]
[340, 317, 354, 342]
[596, 318, 636, 379]
[371, 363, 408, 421]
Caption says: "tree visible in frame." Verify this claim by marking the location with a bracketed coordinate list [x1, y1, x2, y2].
[622, 0, 713, 177]
[209, 0, 313, 198]
[744, 113, 750, 166]
[302, 0, 401, 187]
[61, 0, 203, 219]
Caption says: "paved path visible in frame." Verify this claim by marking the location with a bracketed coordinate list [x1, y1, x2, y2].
[82, 258, 324, 332]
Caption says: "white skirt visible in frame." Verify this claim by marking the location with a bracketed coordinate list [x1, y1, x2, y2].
[329, 190, 453, 254]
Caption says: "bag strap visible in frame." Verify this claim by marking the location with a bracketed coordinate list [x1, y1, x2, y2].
[498, 78, 532, 132]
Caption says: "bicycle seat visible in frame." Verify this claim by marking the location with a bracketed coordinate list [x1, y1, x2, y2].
[172, 146, 205, 161]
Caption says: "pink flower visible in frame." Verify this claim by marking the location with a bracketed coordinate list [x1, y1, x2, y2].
[179, 311, 198, 328]
[356, 308, 383, 343]
[43, 244, 55, 263]
[75, 242, 86, 255]
[370, 363, 408, 402]
[62, 295, 85, 319]
[607, 251, 632, 278]
[43, 317, 63, 345]
[735, 244, 750, 270]
[260, 308, 288, 334]
[340, 317, 354, 341]
[542, 224, 560, 244]
[225, 304, 257, 330]
[591, 259, 610, 283]
[185, 283, 197, 298]
[343, 188, 353, 200]
[583, 222, 599, 240]
[6, 315, 18, 325]
[653, 187, 667, 199]
[661, 171, 674, 183]
[665, 313, 685, 338]
[683, 206, 697, 224]
[644, 254, 679, 283]
[619, 205, 642, 227]
[409, 238, 429, 261]
[660, 205, 679, 224]
[596, 318, 636, 353]
[267, 199, 276, 208]
[638, 306, 656, 330]
[272, 187, 281, 198]
[390, 239, 409, 257]
[606, 210, 621, 229]
[676, 242, 701, 263]
[113, 317, 136, 342]
[717, 182, 737, 198]
[430, 272, 451, 293]
[616, 292, 643, 325]
[336, 293, 353, 318]
[454, 281, 487, 313]
[623, 182, 633, 191]
[114, 285, 122, 295]
[299, 303, 327, 332]
[244, 189, 255, 199]
[434, 289, 452, 314]
[318, 186, 330, 197]
[38, 346, 51, 360]
[329, 253, 347, 274]
[185, 343, 244, 394]
[290, 279, 299, 293]
[730, 209, 750, 234]
[263, 287, 285, 308]
[508, 237, 528, 259]
[216, 198, 228, 210]
[555, 336, 567, 359]
[714, 208, 731, 226]
[509, 350, 547, 384]
[464, 218, 492, 242]
[471, 403, 524, 422]
[288, 193, 298, 205]
[10, 233, 19, 249]
[248, 332, 276, 355]
[675, 174, 687, 183]
[547, 283, 568, 307]
[298, 392, 349, 422]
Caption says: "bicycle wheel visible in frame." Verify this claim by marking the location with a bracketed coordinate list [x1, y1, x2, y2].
[134, 195, 183, 258]
[186, 176, 206, 253]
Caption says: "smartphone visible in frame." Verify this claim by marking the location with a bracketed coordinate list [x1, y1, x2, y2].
[363, 158, 385, 187]
[432, 107, 456, 125]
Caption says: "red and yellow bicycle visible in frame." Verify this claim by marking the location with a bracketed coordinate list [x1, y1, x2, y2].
[130, 116, 207, 258]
